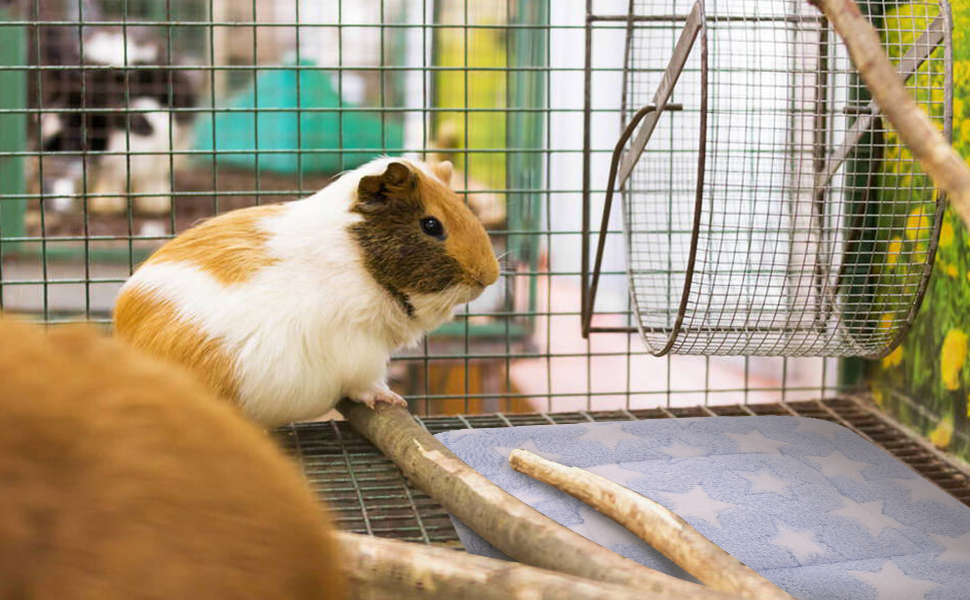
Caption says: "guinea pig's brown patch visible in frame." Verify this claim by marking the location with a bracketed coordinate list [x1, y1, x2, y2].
[113, 288, 240, 402]
[146, 203, 285, 285]
[0, 317, 344, 600]
[350, 163, 464, 303]
[349, 161, 498, 313]
[414, 169, 500, 288]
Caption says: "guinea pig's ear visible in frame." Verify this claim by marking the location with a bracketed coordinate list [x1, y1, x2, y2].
[357, 162, 416, 212]
[432, 160, 453, 186]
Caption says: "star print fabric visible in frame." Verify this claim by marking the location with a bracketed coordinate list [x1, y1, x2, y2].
[434, 416, 970, 600]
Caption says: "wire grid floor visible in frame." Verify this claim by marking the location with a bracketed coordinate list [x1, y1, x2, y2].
[274, 396, 970, 547]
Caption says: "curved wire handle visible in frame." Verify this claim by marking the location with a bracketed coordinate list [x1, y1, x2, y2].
[581, 0, 704, 339]
[581, 103, 679, 337]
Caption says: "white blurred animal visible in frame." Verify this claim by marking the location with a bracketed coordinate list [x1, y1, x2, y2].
[36, 26, 195, 216]
[90, 97, 186, 216]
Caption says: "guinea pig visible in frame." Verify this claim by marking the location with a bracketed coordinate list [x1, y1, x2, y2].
[0, 317, 344, 600]
[113, 157, 500, 427]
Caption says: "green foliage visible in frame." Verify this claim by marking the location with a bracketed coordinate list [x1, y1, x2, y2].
[870, 1, 970, 462]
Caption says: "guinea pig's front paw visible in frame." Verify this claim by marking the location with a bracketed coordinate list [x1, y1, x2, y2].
[349, 385, 408, 409]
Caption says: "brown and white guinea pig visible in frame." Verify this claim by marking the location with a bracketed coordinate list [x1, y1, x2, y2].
[0, 317, 344, 600]
[113, 157, 500, 427]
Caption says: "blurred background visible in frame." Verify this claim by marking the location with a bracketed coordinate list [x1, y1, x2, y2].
[0, 0, 961, 441]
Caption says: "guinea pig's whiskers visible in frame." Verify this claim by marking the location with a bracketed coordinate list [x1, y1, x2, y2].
[494, 251, 514, 273]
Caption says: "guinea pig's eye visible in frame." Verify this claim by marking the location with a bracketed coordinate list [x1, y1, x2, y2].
[420, 216, 446, 240]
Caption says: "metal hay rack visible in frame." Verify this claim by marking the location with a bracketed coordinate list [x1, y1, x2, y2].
[581, 0, 952, 358]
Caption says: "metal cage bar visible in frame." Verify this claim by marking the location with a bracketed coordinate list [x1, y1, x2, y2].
[0, 0, 860, 414]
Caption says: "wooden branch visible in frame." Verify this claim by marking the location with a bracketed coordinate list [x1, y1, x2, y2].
[338, 531, 725, 600]
[338, 401, 741, 600]
[509, 450, 794, 600]
[809, 0, 970, 231]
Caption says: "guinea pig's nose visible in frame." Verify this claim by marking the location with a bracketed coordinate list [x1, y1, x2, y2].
[483, 255, 500, 286]
[471, 260, 499, 288]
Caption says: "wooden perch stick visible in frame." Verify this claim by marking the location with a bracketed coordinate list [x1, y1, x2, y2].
[509, 450, 794, 600]
[809, 0, 970, 231]
[338, 401, 741, 600]
[338, 531, 709, 600]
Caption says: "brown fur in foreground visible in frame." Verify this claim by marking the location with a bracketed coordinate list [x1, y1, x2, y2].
[0, 318, 344, 600]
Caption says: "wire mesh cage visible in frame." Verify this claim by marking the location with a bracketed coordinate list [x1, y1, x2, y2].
[583, 0, 952, 358]
[0, 0, 871, 417]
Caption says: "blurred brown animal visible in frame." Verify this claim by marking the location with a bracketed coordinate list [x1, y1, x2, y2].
[0, 317, 344, 600]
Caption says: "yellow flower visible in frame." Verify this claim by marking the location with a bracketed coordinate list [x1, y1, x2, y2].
[938, 259, 959, 277]
[955, 96, 965, 117]
[939, 219, 954, 247]
[915, 241, 928, 264]
[928, 418, 953, 450]
[905, 206, 931, 241]
[881, 346, 904, 368]
[872, 387, 884, 407]
[879, 313, 895, 332]
[956, 62, 970, 86]
[941, 329, 968, 391]
[887, 237, 902, 267]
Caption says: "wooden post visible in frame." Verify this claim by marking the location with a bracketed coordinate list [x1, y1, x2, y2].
[809, 0, 970, 230]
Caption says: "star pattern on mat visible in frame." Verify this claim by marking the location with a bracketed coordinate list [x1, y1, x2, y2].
[574, 422, 640, 450]
[794, 418, 842, 440]
[512, 483, 560, 507]
[586, 462, 646, 486]
[805, 450, 873, 483]
[772, 523, 829, 564]
[831, 496, 905, 536]
[659, 438, 709, 459]
[846, 561, 939, 600]
[656, 485, 738, 528]
[927, 531, 970, 563]
[739, 469, 792, 496]
[445, 429, 484, 442]
[892, 477, 961, 506]
[571, 505, 645, 547]
[491, 438, 564, 461]
[725, 429, 789, 455]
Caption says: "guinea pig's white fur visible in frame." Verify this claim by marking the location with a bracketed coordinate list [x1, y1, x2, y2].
[115, 157, 495, 427]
